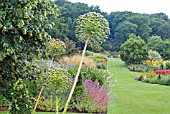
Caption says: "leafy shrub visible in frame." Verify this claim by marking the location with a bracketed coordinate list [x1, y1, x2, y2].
[103, 51, 111, 57]
[165, 62, 170, 69]
[140, 72, 158, 79]
[68, 66, 111, 86]
[36, 67, 71, 111]
[64, 39, 80, 56]
[84, 79, 109, 113]
[46, 38, 66, 60]
[39, 67, 71, 95]
[10, 78, 32, 114]
[148, 50, 162, 61]
[67, 66, 111, 112]
[0, 95, 9, 107]
[97, 63, 107, 69]
[111, 51, 120, 58]
[159, 76, 170, 86]
[85, 50, 94, 56]
[128, 64, 147, 72]
[141, 76, 149, 83]
[148, 77, 159, 84]
[37, 95, 67, 112]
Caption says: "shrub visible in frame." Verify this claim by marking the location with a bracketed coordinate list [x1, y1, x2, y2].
[140, 72, 158, 79]
[85, 50, 94, 56]
[67, 66, 111, 113]
[159, 76, 170, 86]
[141, 76, 149, 83]
[97, 63, 107, 69]
[128, 64, 147, 72]
[148, 77, 159, 84]
[0, 95, 9, 107]
[148, 50, 162, 61]
[165, 62, 170, 69]
[64, 39, 80, 56]
[46, 38, 66, 60]
[36, 67, 71, 111]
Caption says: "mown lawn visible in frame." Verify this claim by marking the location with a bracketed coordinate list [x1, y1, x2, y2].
[0, 111, 80, 114]
[107, 58, 170, 114]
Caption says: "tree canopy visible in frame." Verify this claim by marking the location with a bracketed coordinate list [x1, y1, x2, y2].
[120, 34, 148, 64]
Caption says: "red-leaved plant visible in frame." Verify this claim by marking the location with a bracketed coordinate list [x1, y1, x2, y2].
[84, 79, 109, 112]
[154, 70, 170, 76]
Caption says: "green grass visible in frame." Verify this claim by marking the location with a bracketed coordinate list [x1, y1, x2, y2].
[107, 58, 170, 114]
[0, 111, 80, 114]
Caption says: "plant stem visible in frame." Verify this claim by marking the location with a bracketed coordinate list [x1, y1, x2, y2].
[56, 95, 58, 114]
[32, 86, 44, 114]
[63, 37, 90, 114]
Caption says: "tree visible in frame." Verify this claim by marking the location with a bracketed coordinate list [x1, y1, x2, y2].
[127, 15, 152, 42]
[114, 21, 137, 44]
[120, 34, 148, 64]
[0, 0, 58, 113]
[147, 35, 163, 51]
[63, 12, 110, 113]
[158, 40, 170, 60]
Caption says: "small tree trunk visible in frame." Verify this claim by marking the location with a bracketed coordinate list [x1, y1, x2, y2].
[63, 37, 90, 114]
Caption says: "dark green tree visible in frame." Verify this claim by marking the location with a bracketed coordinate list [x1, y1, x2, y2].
[147, 35, 163, 51]
[114, 21, 137, 44]
[120, 34, 148, 64]
[0, 0, 58, 113]
[127, 15, 152, 42]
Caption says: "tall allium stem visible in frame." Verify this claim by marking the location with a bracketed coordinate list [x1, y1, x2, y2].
[63, 37, 90, 114]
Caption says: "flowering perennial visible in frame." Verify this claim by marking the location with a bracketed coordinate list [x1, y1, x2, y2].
[154, 70, 170, 76]
[84, 79, 109, 112]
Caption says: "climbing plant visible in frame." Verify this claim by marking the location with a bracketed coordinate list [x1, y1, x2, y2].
[0, 0, 58, 113]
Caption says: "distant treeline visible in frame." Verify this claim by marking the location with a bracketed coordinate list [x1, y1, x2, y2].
[49, 0, 170, 59]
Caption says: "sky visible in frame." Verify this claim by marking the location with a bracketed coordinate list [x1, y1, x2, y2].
[67, 0, 170, 18]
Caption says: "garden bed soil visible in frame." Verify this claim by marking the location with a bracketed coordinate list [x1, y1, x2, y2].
[0, 106, 8, 111]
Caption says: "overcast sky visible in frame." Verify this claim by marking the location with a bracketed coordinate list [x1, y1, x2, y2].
[67, 0, 170, 18]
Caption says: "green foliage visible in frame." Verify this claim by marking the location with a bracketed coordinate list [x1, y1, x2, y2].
[64, 39, 79, 56]
[159, 76, 170, 86]
[39, 67, 71, 95]
[165, 62, 170, 69]
[148, 77, 159, 84]
[127, 64, 147, 72]
[140, 72, 158, 79]
[0, 0, 58, 113]
[37, 95, 67, 112]
[158, 40, 170, 60]
[10, 78, 32, 114]
[148, 50, 162, 61]
[120, 34, 148, 64]
[147, 35, 163, 51]
[46, 38, 66, 60]
[0, 95, 9, 107]
[85, 50, 94, 56]
[114, 21, 137, 43]
[67, 66, 111, 112]
[75, 12, 110, 50]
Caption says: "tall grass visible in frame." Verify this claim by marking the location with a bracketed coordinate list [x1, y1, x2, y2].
[61, 54, 96, 68]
